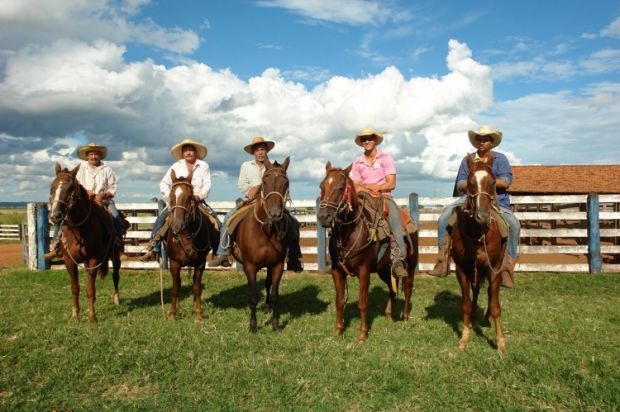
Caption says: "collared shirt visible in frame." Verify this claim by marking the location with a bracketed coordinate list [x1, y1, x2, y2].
[350, 149, 396, 198]
[455, 151, 513, 209]
[76, 161, 118, 197]
[237, 159, 265, 197]
[160, 159, 211, 203]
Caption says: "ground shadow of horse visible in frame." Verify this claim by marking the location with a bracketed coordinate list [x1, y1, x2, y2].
[208, 283, 329, 331]
[123, 283, 196, 314]
[425, 290, 497, 349]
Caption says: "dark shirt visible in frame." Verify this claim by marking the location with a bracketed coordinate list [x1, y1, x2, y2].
[455, 151, 513, 209]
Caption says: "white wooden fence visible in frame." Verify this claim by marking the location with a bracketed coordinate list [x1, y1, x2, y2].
[26, 194, 620, 273]
[0, 224, 20, 240]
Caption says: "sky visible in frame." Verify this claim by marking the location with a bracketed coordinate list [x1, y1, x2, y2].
[1, 0, 619, 203]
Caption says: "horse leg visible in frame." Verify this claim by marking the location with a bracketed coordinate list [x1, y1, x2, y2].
[264, 268, 273, 314]
[169, 262, 182, 320]
[67, 262, 80, 320]
[331, 269, 346, 336]
[86, 267, 98, 323]
[401, 271, 414, 321]
[487, 277, 506, 354]
[111, 253, 120, 306]
[244, 264, 259, 333]
[379, 270, 394, 321]
[269, 266, 284, 331]
[456, 267, 472, 350]
[192, 267, 204, 322]
[357, 271, 370, 342]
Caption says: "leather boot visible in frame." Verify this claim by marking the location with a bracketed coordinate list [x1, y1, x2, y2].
[392, 260, 408, 278]
[209, 254, 231, 267]
[139, 238, 159, 262]
[44, 239, 62, 260]
[501, 255, 516, 288]
[428, 235, 451, 277]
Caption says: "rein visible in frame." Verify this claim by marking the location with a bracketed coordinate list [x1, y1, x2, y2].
[253, 166, 289, 227]
[169, 181, 211, 254]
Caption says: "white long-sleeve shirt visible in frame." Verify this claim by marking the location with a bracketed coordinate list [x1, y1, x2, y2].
[160, 159, 211, 204]
[76, 161, 118, 197]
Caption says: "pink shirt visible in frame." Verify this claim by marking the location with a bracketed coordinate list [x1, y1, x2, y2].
[350, 149, 396, 198]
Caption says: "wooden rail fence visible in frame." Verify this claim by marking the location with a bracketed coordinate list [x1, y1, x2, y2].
[25, 194, 620, 273]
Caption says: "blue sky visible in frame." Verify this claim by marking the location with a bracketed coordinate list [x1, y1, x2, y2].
[1, 0, 619, 203]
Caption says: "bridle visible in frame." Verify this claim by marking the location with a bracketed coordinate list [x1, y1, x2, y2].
[254, 166, 290, 226]
[168, 180, 210, 252]
[50, 171, 92, 228]
[318, 171, 363, 226]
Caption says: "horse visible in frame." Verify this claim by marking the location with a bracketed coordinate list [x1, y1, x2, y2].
[164, 168, 220, 321]
[230, 156, 292, 332]
[317, 162, 419, 342]
[49, 163, 121, 322]
[450, 155, 507, 354]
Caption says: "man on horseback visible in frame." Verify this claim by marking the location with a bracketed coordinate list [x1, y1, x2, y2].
[208, 136, 303, 272]
[350, 128, 409, 278]
[45, 142, 127, 260]
[428, 125, 520, 287]
[140, 138, 220, 261]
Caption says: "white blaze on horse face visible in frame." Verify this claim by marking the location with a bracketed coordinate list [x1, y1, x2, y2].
[51, 181, 65, 210]
[172, 185, 184, 205]
[473, 170, 486, 207]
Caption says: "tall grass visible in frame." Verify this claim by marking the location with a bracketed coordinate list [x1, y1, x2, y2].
[0, 267, 618, 411]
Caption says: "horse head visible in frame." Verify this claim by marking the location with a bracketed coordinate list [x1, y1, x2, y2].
[49, 162, 82, 225]
[169, 168, 195, 234]
[260, 156, 290, 224]
[465, 155, 497, 228]
[317, 161, 355, 228]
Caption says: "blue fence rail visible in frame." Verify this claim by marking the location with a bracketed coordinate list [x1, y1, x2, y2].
[25, 193, 620, 273]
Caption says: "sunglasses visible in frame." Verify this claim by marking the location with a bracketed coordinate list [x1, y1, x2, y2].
[360, 136, 375, 143]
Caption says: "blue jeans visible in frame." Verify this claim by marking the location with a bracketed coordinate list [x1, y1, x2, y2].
[50, 200, 124, 243]
[148, 209, 169, 253]
[437, 196, 520, 259]
[216, 208, 235, 256]
[386, 198, 406, 260]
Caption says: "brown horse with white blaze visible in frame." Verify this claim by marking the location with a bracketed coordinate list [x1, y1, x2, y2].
[317, 161, 418, 342]
[164, 168, 219, 321]
[49, 163, 121, 322]
[450, 155, 507, 354]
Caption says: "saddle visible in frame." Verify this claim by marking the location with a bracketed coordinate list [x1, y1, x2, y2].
[357, 192, 417, 243]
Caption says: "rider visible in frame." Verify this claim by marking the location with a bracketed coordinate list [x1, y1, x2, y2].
[208, 136, 303, 272]
[428, 125, 520, 287]
[349, 128, 408, 278]
[45, 142, 126, 260]
[140, 138, 218, 261]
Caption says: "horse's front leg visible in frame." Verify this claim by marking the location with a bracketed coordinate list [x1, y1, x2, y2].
[244, 264, 259, 333]
[357, 270, 371, 342]
[85, 265, 98, 323]
[487, 275, 506, 355]
[168, 262, 182, 320]
[264, 267, 273, 314]
[331, 269, 346, 336]
[192, 267, 204, 322]
[269, 264, 284, 331]
[456, 266, 473, 350]
[66, 262, 80, 321]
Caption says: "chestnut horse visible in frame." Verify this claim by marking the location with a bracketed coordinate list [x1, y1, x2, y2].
[450, 155, 507, 354]
[317, 162, 418, 341]
[230, 157, 291, 332]
[49, 163, 121, 322]
[164, 168, 219, 321]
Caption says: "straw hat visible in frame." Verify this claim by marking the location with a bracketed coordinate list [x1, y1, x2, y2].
[467, 125, 503, 148]
[77, 142, 107, 160]
[244, 136, 275, 154]
[354, 128, 384, 146]
[170, 138, 207, 160]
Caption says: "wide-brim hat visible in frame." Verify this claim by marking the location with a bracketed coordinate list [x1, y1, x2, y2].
[170, 138, 207, 160]
[244, 136, 275, 154]
[467, 125, 503, 148]
[354, 128, 384, 146]
[77, 142, 108, 160]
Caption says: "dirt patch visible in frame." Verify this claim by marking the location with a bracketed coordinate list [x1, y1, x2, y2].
[0, 243, 24, 269]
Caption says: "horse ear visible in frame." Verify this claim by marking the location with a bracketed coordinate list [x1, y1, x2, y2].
[71, 164, 80, 177]
[55, 162, 61, 175]
[170, 169, 177, 181]
[344, 163, 353, 175]
[281, 156, 290, 170]
[186, 167, 194, 182]
[326, 161, 332, 171]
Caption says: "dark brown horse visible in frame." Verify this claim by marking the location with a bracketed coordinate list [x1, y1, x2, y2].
[317, 162, 419, 342]
[450, 155, 507, 354]
[49, 163, 121, 322]
[230, 157, 291, 332]
[164, 168, 219, 321]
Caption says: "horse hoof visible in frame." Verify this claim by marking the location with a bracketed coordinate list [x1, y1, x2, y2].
[458, 340, 468, 350]
[356, 334, 368, 343]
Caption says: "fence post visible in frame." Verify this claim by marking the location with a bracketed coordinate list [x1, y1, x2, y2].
[315, 198, 327, 271]
[587, 194, 602, 274]
[36, 204, 50, 270]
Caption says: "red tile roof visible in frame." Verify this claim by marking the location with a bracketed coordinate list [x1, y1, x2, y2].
[509, 165, 620, 194]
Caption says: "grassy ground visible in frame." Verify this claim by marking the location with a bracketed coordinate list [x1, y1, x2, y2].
[0, 268, 618, 411]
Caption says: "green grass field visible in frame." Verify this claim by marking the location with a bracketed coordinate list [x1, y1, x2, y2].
[0, 267, 618, 411]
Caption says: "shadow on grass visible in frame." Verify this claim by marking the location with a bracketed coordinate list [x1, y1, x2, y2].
[425, 289, 493, 344]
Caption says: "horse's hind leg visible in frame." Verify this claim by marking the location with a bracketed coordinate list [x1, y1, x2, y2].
[112, 257, 120, 306]
[357, 271, 370, 342]
[269, 267, 284, 331]
[245, 267, 259, 333]
[264, 269, 273, 314]
[169, 263, 182, 320]
[86, 268, 98, 323]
